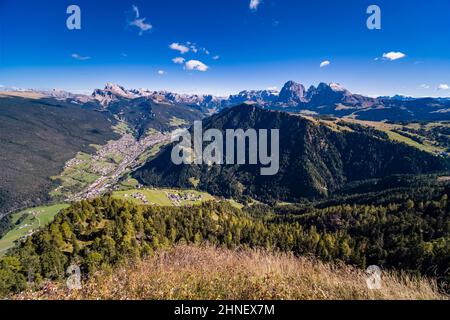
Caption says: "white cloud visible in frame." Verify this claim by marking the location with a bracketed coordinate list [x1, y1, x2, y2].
[320, 60, 330, 68]
[172, 57, 186, 64]
[249, 0, 262, 11]
[71, 53, 91, 61]
[185, 60, 209, 72]
[438, 84, 450, 90]
[170, 41, 212, 57]
[212, 55, 220, 60]
[170, 42, 190, 54]
[382, 51, 406, 61]
[190, 45, 199, 53]
[157, 70, 166, 75]
[419, 84, 430, 89]
[129, 5, 152, 36]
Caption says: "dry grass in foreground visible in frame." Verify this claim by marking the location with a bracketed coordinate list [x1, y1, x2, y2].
[16, 245, 448, 300]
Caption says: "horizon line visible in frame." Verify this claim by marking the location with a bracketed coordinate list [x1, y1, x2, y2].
[1, 81, 450, 100]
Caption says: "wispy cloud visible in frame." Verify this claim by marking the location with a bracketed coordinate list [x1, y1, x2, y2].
[185, 60, 209, 72]
[419, 84, 430, 89]
[157, 70, 166, 75]
[438, 84, 449, 90]
[71, 53, 91, 61]
[172, 57, 186, 64]
[129, 5, 152, 36]
[382, 51, 406, 61]
[249, 0, 262, 11]
[170, 43, 190, 54]
[189, 42, 199, 53]
[320, 60, 330, 68]
[212, 55, 220, 60]
[170, 41, 214, 58]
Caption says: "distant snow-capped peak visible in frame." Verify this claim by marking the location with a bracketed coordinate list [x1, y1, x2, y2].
[91, 83, 226, 109]
[329, 83, 346, 92]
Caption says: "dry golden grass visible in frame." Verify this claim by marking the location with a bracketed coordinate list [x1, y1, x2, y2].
[16, 245, 448, 300]
[0, 91, 46, 99]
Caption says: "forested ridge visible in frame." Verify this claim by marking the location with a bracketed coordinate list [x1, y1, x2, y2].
[1, 185, 449, 296]
[135, 105, 449, 202]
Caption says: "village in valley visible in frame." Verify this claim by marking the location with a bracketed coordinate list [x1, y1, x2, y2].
[51, 129, 171, 202]
[121, 189, 209, 206]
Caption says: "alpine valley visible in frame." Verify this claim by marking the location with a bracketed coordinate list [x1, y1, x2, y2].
[0, 81, 449, 299]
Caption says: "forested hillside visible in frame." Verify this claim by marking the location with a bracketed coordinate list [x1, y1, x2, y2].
[1, 184, 448, 296]
[134, 105, 449, 202]
[0, 96, 119, 216]
[106, 98, 204, 138]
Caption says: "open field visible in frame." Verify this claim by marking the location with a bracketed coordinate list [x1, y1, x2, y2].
[112, 188, 215, 206]
[15, 245, 448, 300]
[340, 119, 450, 155]
[0, 204, 69, 255]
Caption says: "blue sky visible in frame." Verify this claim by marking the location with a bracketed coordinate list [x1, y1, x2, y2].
[0, 0, 449, 97]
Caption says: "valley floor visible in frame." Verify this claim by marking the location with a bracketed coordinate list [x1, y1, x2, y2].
[15, 245, 447, 300]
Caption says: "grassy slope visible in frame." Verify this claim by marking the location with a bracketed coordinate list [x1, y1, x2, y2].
[0, 204, 69, 254]
[16, 245, 447, 300]
[112, 188, 215, 206]
[342, 119, 449, 154]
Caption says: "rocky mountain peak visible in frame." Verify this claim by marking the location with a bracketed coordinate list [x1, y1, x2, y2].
[278, 80, 306, 104]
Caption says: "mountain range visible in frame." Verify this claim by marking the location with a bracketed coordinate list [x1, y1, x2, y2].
[3, 81, 450, 122]
[7, 81, 450, 122]
[84, 81, 450, 121]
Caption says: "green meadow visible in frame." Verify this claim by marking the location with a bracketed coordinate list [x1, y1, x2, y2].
[0, 204, 69, 255]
